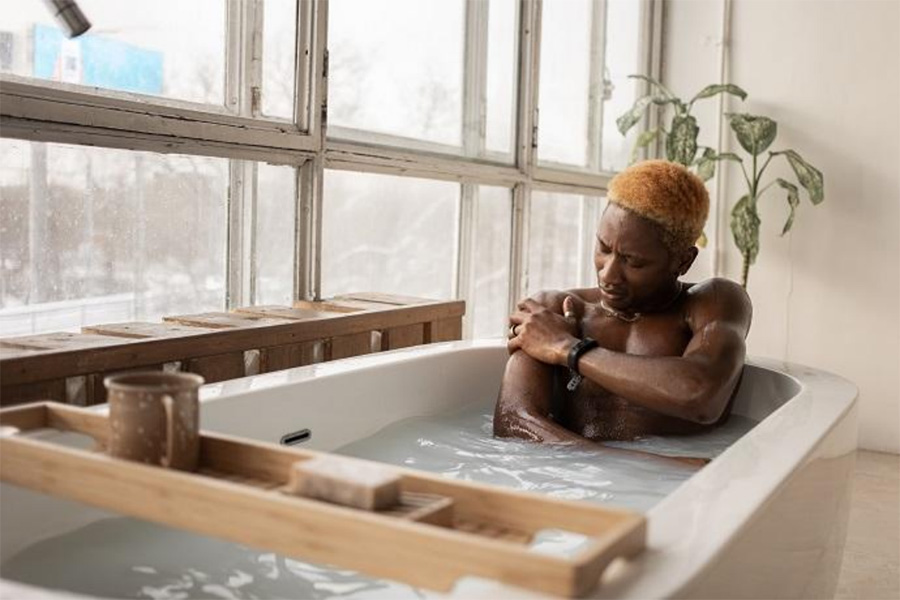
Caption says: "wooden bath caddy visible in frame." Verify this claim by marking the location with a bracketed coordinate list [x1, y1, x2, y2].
[0, 402, 645, 598]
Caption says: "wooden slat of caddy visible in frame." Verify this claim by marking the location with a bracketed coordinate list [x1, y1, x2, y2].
[163, 312, 292, 383]
[233, 306, 337, 371]
[1, 333, 135, 406]
[81, 322, 221, 404]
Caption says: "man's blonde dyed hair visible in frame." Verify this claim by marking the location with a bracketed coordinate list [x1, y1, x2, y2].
[607, 160, 709, 252]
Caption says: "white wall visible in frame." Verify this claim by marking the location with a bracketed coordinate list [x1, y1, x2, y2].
[664, 0, 900, 453]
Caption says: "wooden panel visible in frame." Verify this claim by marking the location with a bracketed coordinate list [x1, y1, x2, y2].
[234, 306, 342, 321]
[327, 333, 375, 361]
[164, 312, 293, 329]
[2, 301, 466, 386]
[1, 380, 66, 407]
[294, 300, 364, 313]
[0, 332, 134, 351]
[184, 353, 246, 384]
[0, 346, 48, 360]
[381, 324, 425, 350]
[334, 292, 435, 306]
[83, 321, 219, 338]
[259, 343, 317, 373]
[426, 318, 463, 343]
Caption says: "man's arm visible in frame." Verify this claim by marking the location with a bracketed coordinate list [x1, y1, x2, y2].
[493, 351, 589, 443]
[510, 278, 752, 425]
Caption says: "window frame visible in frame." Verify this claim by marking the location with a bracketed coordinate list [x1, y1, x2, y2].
[0, 0, 663, 337]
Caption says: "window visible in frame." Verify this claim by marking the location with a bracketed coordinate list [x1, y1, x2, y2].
[527, 191, 603, 294]
[0, 139, 228, 335]
[469, 186, 512, 338]
[5, 1, 227, 106]
[1, 1, 658, 339]
[327, 0, 519, 159]
[537, 0, 646, 171]
[321, 171, 458, 300]
[254, 163, 297, 306]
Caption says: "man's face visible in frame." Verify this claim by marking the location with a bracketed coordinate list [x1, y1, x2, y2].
[594, 203, 690, 311]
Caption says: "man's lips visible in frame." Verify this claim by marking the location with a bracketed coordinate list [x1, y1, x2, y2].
[598, 285, 627, 300]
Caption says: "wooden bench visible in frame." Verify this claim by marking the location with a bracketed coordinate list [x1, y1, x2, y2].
[0, 293, 464, 407]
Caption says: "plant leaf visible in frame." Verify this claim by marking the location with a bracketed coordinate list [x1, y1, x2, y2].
[717, 152, 743, 162]
[696, 231, 709, 248]
[690, 84, 748, 105]
[772, 149, 824, 205]
[726, 113, 778, 156]
[695, 147, 717, 182]
[616, 95, 656, 135]
[666, 114, 699, 166]
[775, 178, 800, 235]
[731, 195, 760, 265]
[630, 128, 660, 164]
[628, 74, 676, 99]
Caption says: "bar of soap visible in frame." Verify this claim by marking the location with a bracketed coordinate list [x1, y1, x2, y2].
[286, 456, 401, 510]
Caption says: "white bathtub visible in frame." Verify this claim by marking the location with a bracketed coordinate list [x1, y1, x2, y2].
[0, 339, 858, 599]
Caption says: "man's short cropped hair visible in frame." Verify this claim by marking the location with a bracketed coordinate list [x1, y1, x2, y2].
[607, 159, 709, 252]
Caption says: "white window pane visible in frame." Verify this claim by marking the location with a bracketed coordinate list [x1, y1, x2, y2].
[602, 0, 644, 172]
[262, 0, 297, 120]
[537, 0, 592, 166]
[322, 171, 458, 300]
[485, 0, 518, 155]
[471, 186, 511, 339]
[0, 139, 228, 336]
[254, 164, 296, 305]
[527, 191, 586, 294]
[328, 0, 464, 146]
[3, 0, 226, 106]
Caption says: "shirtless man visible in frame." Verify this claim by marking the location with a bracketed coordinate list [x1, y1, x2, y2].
[494, 160, 752, 458]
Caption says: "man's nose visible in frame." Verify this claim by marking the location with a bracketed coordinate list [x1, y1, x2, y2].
[598, 255, 624, 285]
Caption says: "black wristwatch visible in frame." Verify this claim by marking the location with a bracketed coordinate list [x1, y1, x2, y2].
[566, 337, 598, 391]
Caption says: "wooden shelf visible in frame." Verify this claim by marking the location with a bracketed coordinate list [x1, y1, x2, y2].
[0, 402, 646, 598]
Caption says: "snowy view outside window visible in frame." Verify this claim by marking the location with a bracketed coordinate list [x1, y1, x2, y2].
[0, 139, 229, 336]
[0, 0, 646, 338]
[321, 171, 458, 301]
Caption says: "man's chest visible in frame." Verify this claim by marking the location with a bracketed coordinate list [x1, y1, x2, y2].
[577, 310, 692, 357]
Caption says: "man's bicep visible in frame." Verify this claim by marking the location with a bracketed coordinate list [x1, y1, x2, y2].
[682, 280, 752, 377]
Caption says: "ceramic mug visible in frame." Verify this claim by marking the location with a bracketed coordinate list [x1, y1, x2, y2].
[104, 371, 204, 471]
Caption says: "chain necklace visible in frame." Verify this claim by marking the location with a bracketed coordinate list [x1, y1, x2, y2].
[599, 281, 684, 323]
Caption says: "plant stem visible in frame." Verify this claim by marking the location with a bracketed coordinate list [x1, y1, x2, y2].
[741, 252, 750, 289]
[758, 153, 774, 181]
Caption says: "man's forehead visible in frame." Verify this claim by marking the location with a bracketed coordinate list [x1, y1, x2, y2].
[597, 203, 669, 252]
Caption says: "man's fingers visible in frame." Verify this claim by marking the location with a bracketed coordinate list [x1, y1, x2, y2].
[516, 298, 541, 311]
[562, 296, 576, 320]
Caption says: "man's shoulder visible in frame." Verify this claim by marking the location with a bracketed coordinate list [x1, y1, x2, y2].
[686, 277, 748, 300]
[684, 278, 752, 327]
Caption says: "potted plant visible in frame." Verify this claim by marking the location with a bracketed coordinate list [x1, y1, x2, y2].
[617, 76, 824, 288]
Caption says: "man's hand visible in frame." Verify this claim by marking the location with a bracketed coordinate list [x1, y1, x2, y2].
[508, 297, 580, 365]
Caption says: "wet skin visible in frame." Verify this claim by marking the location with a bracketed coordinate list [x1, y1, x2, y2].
[493, 204, 752, 464]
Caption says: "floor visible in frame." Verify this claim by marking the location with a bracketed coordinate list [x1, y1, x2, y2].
[835, 450, 899, 600]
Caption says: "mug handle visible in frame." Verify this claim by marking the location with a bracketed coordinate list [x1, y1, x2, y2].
[161, 394, 176, 468]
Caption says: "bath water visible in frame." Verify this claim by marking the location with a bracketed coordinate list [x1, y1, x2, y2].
[1, 399, 756, 599]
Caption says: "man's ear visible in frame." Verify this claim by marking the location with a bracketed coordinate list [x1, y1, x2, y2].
[676, 246, 699, 275]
